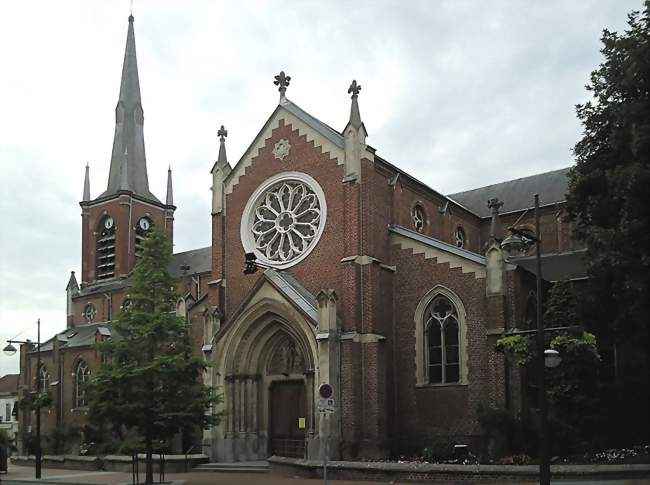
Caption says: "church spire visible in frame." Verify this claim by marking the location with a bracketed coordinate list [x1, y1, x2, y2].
[101, 15, 160, 203]
[166, 166, 173, 206]
[82, 163, 90, 202]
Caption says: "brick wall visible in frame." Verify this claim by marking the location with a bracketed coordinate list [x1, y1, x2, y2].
[389, 242, 492, 452]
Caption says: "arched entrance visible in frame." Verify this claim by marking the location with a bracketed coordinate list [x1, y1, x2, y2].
[209, 296, 319, 462]
[267, 334, 309, 457]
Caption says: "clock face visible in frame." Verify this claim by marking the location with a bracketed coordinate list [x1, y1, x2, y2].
[138, 218, 150, 231]
[104, 217, 114, 229]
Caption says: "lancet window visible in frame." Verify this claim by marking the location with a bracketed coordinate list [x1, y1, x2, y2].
[74, 360, 90, 408]
[425, 295, 461, 384]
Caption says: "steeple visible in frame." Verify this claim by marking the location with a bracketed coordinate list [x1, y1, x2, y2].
[166, 166, 174, 206]
[82, 163, 90, 202]
[100, 15, 160, 203]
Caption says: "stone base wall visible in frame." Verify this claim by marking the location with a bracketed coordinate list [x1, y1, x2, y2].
[269, 456, 650, 483]
[10, 454, 209, 473]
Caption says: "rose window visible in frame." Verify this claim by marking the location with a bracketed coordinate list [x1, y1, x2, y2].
[242, 173, 327, 268]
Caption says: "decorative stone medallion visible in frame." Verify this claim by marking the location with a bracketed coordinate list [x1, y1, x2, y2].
[272, 139, 291, 160]
[241, 172, 327, 269]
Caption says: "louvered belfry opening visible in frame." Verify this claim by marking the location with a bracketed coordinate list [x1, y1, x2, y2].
[96, 216, 116, 280]
[134, 218, 152, 261]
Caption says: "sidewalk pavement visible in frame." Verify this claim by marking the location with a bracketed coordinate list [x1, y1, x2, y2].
[2, 464, 649, 484]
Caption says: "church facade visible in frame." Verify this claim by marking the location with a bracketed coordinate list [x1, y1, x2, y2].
[18, 16, 585, 461]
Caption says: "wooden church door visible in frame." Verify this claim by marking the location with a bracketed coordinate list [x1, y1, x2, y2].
[269, 380, 307, 458]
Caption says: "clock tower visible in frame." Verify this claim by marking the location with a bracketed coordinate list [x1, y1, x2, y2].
[79, 15, 175, 285]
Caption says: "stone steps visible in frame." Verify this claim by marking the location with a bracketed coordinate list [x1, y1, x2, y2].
[193, 460, 270, 473]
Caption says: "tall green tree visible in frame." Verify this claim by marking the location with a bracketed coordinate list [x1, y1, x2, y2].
[86, 227, 219, 483]
[566, 2, 649, 444]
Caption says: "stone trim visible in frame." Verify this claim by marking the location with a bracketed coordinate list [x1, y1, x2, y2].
[240, 172, 327, 270]
[340, 255, 396, 272]
[340, 331, 386, 343]
[225, 105, 372, 195]
[391, 232, 486, 279]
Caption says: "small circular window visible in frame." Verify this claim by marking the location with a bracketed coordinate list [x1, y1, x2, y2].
[454, 226, 466, 248]
[241, 172, 327, 269]
[412, 204, 426, 233]
[83, 303, 97, 322]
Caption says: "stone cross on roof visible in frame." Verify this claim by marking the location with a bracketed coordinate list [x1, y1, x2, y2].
[218, 125, 228, 142]
[274, 71, 291, 100]
[487, 198, 504, 213]
[348, 80, 361, 98]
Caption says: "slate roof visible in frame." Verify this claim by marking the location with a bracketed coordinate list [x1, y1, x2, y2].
[78, 278, 130, 297]
[281, 98, 344, 149]
[168, 246, 212, 277]
[36, 322, 111, 353]
[388, 225, 487, 265]
[280, 98, 569, 222]
[0, 374, 19, 393]
[510, 249, 588, 282]
[448, 167, 571, 217]
[264, 269, 319, 324]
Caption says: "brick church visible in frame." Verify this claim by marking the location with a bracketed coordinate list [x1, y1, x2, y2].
[18, 15, 585, 461]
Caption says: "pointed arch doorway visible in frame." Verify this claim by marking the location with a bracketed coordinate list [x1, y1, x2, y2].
[211, 294, 319, 462]
[267, 334, 310, 458]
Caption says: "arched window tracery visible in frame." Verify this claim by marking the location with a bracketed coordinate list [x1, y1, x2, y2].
[39, 365, 50, 390]
[425, 295, 461, 384]
[74, 360, 90, 408]
[415, 286, 468, 386]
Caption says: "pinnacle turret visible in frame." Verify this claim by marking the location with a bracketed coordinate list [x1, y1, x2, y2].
[347, 80, 363, 131]
[82, 163, 90, 201]
[488, 198, 504, 241]
[343, 79, 367, 182]
[166, 166, 174, 206]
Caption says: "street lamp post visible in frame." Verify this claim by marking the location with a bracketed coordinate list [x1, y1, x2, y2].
[501, 194, 550, 485]
[3, 319, 42, 479]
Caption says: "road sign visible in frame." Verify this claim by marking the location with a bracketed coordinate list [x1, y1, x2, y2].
[319, 383, 333, 399]
[318, 398, 335, 414]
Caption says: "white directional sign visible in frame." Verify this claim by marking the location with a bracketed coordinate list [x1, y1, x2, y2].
[318, 398, 335, 414]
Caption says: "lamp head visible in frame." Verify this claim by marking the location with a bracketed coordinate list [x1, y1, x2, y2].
[501, 233, 528, 254]
[244, 252, 258, 275]
[544, 349, 562, 368]
[3, 343, 17, 357]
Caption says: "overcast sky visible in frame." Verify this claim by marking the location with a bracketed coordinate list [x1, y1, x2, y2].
[0, 0, 641, 376]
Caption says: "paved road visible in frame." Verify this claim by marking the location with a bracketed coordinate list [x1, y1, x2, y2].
[2, 465, 649, 484]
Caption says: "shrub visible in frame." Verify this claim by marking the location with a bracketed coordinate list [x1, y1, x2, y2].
[422, 437, 455, 462]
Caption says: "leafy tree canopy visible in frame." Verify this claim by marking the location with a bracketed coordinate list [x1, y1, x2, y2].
[86, 226, 220, 480]
[566, 3, 650, 337]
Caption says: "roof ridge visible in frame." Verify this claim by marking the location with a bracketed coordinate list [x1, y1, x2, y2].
[449, 166, 571, 197]
[172, 246, 211, 257]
